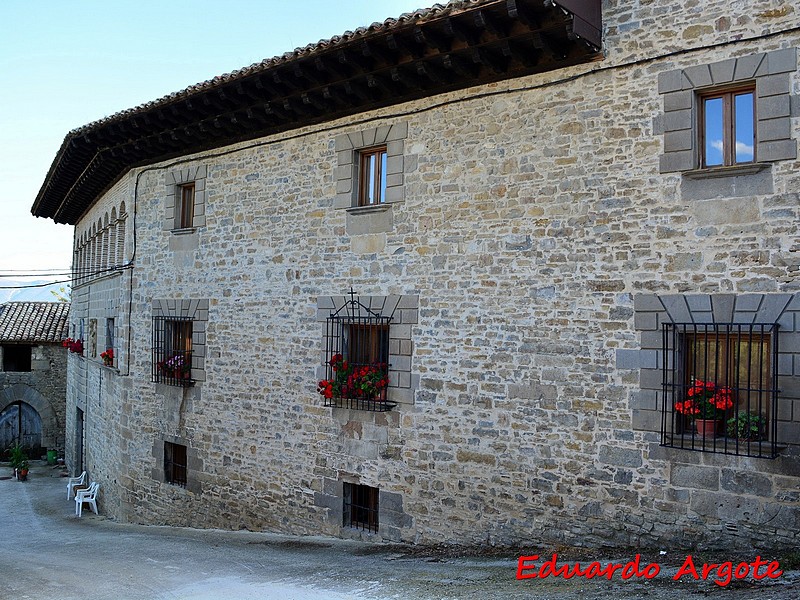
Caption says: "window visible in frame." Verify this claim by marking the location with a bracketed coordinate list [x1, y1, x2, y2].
[345, 323, 389, 366]
[153, 317, 193, 386]
[333, 123, 406, 212]
[343, 483, 378, 533]
[164, 441, 187, 487]
[106, 318, 115, 355]
[321, 293, 392, 411]
[661, 323, 778, 458]
[700, 87, 755, 168]
[658, 49, 797, 174]
[177, 182, 195, 228]
[358, 146, 387, 206]
[166, 166, 206, 232]
[2, 345, 32, 372]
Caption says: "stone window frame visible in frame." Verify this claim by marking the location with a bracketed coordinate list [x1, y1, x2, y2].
[165, 165, 207, 232]
[315, 476, 411, 542]
[333, 123, 407, 237]
[343, 482, 379, 533]
[316, 293, 418, 407]
[624, 293, 800, 447]
[152, 434, 203, 494]
[658, 48, 797, 175]
[152, 299, 209, 383]
[163, 440, 187, 487]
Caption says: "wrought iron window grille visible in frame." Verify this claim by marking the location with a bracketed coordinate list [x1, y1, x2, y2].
[152, 316, 194, 387]
[661, 323, 780, 458]
[164, 441, 187, 487]
[343, 483, 379, 533]
[323, 289, 394, 412]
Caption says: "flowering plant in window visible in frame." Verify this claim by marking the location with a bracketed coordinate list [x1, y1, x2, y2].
[100, 348, 114, 367]
[62, 338, 84, 354]
[318, 354, 389, 401]
[158, 353, 191, 377]
[675, 379, 734, 420]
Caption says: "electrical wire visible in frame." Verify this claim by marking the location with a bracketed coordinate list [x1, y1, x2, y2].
[54, 22, 800, 374]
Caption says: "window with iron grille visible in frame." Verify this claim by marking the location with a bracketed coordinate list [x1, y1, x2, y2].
[152, 316, 193, 386]
[164, 441, 187, 487]
[343, 483, 379, 533]
[321, 291, 393, 411]
[661, 323, 779, 458]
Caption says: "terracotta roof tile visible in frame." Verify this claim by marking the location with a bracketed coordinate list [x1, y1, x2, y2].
[68, 0, 494, 135]
[0, 302, 70, 344]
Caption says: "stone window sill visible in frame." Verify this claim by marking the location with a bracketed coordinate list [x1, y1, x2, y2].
[171, 227, 198, 235]
[345, 204, 392, 216]
[682, 163, 771, 180]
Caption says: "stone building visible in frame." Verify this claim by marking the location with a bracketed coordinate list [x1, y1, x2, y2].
[0, 302, 69, 456]
[31, 0, 800, 550]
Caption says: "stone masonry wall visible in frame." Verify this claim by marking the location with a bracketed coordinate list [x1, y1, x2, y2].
[65, 1, 800, 549]
[1, 344, 67, 453]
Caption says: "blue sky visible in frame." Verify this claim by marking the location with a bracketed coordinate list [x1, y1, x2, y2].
[0, 0, 424, 277]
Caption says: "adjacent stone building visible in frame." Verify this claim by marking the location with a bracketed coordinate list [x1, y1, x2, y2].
[0, 302, 69, 455]
[31, 0, 800, 550]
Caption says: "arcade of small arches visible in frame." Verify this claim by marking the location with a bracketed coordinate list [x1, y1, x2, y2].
[73, 201, 127, 284]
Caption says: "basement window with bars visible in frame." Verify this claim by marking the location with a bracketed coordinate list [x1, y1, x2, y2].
[343, 483, 379, 533]
[152, 317, 193, 386]
[321, 291, 393, 411]
[661, 323, 779, 458]
[164, 441, 187, 487]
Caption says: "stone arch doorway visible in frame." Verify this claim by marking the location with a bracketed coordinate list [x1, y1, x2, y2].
[0, 384, 58, 453]
[0, 402, 42, 450]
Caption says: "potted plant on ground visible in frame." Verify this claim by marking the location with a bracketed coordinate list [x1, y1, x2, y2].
[674, 379, 734, 437]
[9, 444, 29, 481]
[727, 412, 765, 442]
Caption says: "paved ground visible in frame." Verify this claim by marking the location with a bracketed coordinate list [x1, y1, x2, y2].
[1, 463, 799, 600]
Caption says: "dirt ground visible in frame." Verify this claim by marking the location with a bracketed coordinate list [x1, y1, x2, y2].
[1, 462, 799, 599]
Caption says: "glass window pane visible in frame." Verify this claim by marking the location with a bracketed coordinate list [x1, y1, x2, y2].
[734, 92, 754, 163]
[379, 152, 387, 203]
[366, 154, 376, 204]
[704, 97, 724, 166]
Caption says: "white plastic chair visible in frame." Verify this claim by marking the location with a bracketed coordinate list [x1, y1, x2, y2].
[75, 482, 99, 517]
[66, 471, 87, 499]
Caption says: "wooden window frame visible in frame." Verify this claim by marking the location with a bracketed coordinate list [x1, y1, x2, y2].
[178, 182, 195, 229]
[344, 323, 389, 367]
[699, 85, 756, 168]
[164, 441, 187, 487]
[358, 146, 387, 206]
[685, 330, 771, 418]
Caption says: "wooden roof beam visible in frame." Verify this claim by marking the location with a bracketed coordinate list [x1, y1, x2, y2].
[471, 46, 508, 75]
[506, 0, 542, 29]
[262, 101, 293, 123]
[293, 62, 323, 87]
[414, 26, 452, 54]
[301, 91, 327, 111]
[441, 53, 480, 79]
[343, 80, 372, 103]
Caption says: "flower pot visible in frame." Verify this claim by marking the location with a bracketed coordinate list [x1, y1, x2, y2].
[18, 469, 28, 481]
[695, 419, 720, 437]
